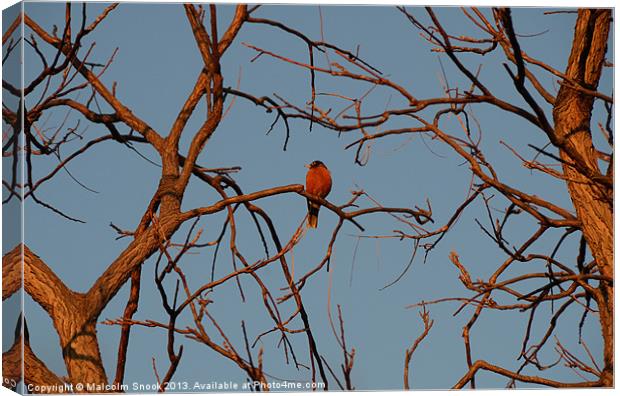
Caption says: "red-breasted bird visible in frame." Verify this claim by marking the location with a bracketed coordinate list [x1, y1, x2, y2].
[305, 160, 332, 228]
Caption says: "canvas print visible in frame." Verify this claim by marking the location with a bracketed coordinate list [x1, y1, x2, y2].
[1, 1, 614, 393]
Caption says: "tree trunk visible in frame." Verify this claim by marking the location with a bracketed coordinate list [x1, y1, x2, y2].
[552, 8, 613, 387]
[59, 317, 109, 389]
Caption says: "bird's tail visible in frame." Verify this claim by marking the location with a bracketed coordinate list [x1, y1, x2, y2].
[307, 201, 320, 228]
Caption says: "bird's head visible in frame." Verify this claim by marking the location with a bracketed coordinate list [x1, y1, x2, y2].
[305, 160, 326, 169]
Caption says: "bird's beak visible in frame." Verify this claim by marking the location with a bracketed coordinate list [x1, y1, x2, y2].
[304, 164, 310, 169]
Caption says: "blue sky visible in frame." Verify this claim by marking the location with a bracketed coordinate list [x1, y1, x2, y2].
[3, 2, 614, 391]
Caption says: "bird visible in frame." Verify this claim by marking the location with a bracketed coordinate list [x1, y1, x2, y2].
[305, 160, 332, 228]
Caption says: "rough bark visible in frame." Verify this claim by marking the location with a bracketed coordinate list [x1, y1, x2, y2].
[3, 245, 110, 388]
[2, 227, 186, 390]
[2, 212, 186, 389]
[552, 8, 613, 386]
[3, 337, 66, 393]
